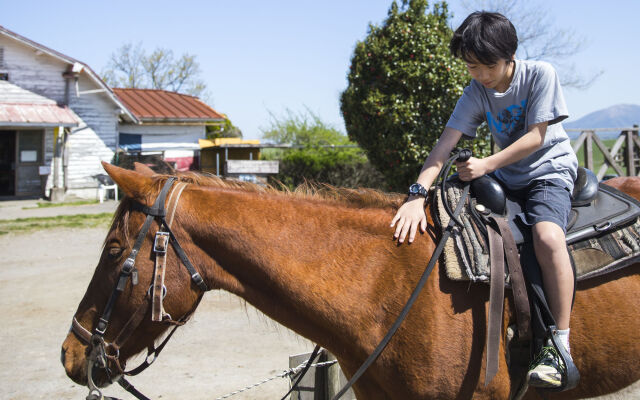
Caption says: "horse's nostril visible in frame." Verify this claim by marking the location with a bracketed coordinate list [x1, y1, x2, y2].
[60, 347, 66, 366]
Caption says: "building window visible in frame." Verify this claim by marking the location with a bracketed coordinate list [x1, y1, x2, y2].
[0, 73, 8, 81]
[0, 47, 4, 68]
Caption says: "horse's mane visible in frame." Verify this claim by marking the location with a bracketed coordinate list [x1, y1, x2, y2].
[108, 170, 404, 246]
[156, 170, 405, 211]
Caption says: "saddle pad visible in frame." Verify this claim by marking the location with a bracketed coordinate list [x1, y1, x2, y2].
[435, 182, 640, 283]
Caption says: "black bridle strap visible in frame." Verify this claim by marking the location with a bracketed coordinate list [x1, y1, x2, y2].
[165, 226, 208, 291]
[331, 182, 470, 400]
[117, 377, 151, 400]
[95, 178, 178, 336]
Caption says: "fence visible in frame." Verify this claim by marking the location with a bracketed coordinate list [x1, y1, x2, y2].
[568, 125, 640, 180]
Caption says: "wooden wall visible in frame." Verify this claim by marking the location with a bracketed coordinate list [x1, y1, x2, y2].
[1, 35, 121, 198]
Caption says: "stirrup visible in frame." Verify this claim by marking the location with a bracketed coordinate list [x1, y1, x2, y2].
[542, 325, 580, 392]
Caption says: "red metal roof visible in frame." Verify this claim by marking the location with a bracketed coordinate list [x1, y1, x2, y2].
[0, 103, 79, 127]
[112, 88, 224, 122]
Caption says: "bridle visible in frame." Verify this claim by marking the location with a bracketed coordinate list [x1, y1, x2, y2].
[70, 177, 208, 400]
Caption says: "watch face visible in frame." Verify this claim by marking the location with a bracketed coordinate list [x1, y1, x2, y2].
[409, 183, 423, 195]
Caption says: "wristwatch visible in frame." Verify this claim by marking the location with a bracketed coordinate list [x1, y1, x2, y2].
[408, 183, 428, 198]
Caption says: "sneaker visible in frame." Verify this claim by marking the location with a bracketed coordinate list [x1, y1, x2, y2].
[526, 346, 566, 389]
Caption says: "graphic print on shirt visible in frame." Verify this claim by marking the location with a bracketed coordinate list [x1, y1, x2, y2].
[486, 99, 528, 136]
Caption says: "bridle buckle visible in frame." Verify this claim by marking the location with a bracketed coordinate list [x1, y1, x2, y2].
[153, 232, 170, 254]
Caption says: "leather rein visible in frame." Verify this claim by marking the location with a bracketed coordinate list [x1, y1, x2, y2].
[70, 177, 208, 400]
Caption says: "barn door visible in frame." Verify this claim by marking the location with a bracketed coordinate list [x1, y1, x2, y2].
[0, 130, 16, 196]
[15, 130, 44, 196]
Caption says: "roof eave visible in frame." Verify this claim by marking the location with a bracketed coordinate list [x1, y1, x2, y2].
[0, 121, 79, 128]
[138, 117, 225, 125]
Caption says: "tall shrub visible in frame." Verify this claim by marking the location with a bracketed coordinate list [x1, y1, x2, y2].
[341, 0, 491, 192]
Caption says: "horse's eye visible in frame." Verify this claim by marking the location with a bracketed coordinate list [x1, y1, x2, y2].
[107, 247, 123, 258]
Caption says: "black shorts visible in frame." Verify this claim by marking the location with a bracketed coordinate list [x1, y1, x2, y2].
[508, 179, 572, 233]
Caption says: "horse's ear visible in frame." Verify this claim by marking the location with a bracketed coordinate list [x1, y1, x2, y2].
[102, 162, 154, 203]
[133, 162, 156, 177]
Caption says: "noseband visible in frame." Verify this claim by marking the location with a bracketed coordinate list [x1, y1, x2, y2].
[70, 177, 208, 400]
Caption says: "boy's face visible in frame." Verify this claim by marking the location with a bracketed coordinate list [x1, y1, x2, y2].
[465, 56, 515, 93]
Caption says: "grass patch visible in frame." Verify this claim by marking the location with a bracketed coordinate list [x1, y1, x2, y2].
[0, 213, 113, 235]
[23, 199, 100, 209]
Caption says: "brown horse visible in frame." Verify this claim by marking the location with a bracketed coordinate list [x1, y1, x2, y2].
[61, 164, 640, 399]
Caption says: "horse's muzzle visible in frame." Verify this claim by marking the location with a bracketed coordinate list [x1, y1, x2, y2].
[61, 331, 89, 385]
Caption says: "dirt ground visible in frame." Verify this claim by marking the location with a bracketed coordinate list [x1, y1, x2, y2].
[0, 225, 314, 400]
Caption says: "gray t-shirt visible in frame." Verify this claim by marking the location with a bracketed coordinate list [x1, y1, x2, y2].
[446, 59, 578, 191]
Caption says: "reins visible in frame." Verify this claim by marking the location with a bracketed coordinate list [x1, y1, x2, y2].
[327, 149, 471, 399]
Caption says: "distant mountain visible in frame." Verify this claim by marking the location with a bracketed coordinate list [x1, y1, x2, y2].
[564, 104, 640, 139]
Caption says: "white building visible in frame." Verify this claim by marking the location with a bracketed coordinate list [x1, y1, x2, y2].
[0, 25, 223, 200]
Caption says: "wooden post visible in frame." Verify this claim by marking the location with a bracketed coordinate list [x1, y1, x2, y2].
[288, 351, 323, 400]
[585, 130, 594, 171]
[626, 129, 635, 176]
[288, 350, 356, 400]
[326, 352, 356, 400]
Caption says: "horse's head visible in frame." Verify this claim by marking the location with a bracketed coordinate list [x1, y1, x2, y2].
[61, 163, 206, 389]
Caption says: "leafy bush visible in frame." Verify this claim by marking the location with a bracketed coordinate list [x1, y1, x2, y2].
[340, 0, 491, 192]
[261, 110, 385, 189]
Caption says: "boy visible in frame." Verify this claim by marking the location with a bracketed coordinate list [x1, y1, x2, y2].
[390, 11, 578, 388]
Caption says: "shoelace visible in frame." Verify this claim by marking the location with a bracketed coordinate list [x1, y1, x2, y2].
[529, 346, 566, 373]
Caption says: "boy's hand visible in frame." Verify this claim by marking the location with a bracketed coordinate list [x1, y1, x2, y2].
[390, 196, 427, 244]
[456, 157, 489, 181]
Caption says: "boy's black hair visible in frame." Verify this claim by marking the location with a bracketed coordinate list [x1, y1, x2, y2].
[450, 11, 518, 65]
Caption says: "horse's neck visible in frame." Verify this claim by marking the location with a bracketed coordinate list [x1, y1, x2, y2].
[179, 186, 431, 352]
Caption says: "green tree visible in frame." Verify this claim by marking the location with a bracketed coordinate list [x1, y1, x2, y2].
[261, 110, 385, 189]
[102, 42, 208, 99]
[340, 0, 491, 192]
[206, 116, 243, 139]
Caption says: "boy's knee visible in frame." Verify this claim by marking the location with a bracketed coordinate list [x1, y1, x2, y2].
[533, 222, 566, 253]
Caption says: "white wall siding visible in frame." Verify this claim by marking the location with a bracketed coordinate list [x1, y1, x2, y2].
[1, 35, 124, 198]
[0, 36, 67, 103]
[65, 74, 120, 195]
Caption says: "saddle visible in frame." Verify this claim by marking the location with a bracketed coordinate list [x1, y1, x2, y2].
[439, 168, 640, 283]
[434, 168, 640, 397]
[472, 167, 640, 249]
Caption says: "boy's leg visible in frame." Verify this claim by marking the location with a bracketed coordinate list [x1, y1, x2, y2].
[522, 179, 575, 388]
[532, 221, 574, 331]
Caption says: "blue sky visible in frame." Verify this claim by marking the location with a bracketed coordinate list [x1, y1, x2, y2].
[3, 0, 639, 139]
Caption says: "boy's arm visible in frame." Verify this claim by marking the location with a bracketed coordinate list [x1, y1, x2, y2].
[456, 121, 548, 181]
[391, 127, 463, 243]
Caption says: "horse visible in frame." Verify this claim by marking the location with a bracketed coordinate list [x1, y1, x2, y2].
[61, 163, 640, 399]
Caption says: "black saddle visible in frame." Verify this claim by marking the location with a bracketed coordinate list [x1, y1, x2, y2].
[469, 167, 640, 245]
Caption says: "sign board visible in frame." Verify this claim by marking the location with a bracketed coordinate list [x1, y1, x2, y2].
[38, 165, 51, 175]
[225, 160, 279, 175]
